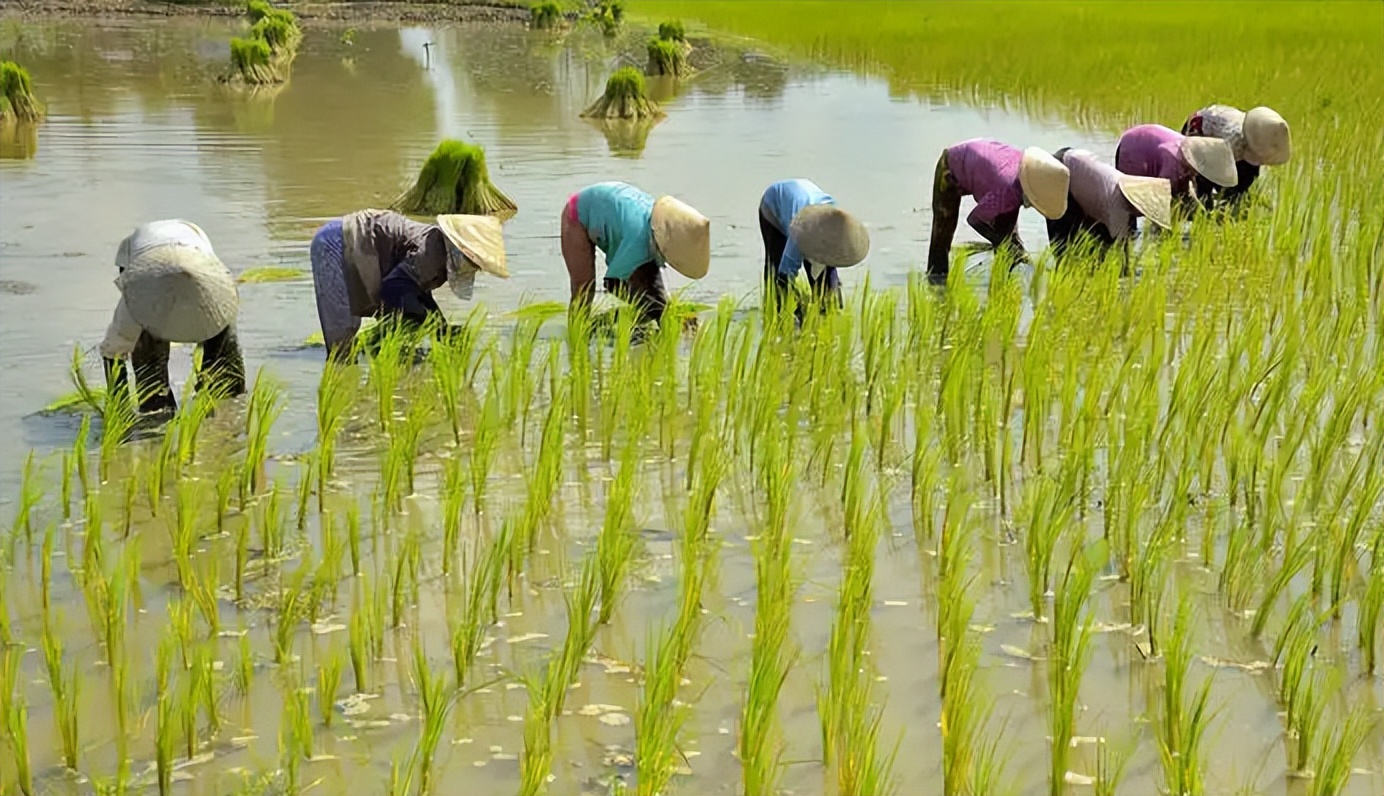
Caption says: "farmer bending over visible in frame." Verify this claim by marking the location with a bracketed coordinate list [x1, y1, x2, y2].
[309, 210, 508, 362]
[1047, 148, 1172, 269]
[759, 178, 869, 316]
[1180, 105, 1290, 209]
[927, 139, 1071, 278]
[561, 181, 710, 325]
[101, 220, 245, 415]
[1114, 124, 1238, 215]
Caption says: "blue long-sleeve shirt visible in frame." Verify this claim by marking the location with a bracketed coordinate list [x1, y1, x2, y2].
[759, 179, 835, 278]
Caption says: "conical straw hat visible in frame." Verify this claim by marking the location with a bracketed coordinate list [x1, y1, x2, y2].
[651, 195, 711, 279]
[1179, 136, 1238, 187]
[1018, 147, 1070, 220]
[120, 244, 238, 343]
[1117, 175, 1173, 230]
[437, 214, 509, 278]
[790, 204, 870, 268]
[1243, 106, 1291, 166]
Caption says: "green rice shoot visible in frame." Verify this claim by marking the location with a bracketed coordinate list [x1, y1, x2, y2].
[392, 138, 518, 216]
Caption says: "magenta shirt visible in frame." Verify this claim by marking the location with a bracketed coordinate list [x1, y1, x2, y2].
[946, 139, 1024, 230]
[1116, 124, 1194, 195]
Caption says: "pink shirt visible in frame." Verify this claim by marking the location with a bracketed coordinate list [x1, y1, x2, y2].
[946, 139, 1024, 229]
[1116, 124, 1194, 195]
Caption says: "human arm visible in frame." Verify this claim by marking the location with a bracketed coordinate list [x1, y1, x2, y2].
[100, 297, 142, 404]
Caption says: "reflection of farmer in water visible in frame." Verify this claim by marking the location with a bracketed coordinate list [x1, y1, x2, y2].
[561, 181, 710, 325]
[1046, 148, 1173, 265]
[927, 139, 1071, 278]
[308, 210, 508, 362]
[758, 178, 869, 314]
[101, 220, 245, 414]
[1180, 105, 1290, 209]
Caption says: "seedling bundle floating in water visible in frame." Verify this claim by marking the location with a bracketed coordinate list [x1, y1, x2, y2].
[0, 61, 43, 123]
[529, 0, 564, 30]
[392, 139, 518, 216]
[581, 66, 664, 120]
[647, 20, 693, 77]
[224, 0, 303, 87]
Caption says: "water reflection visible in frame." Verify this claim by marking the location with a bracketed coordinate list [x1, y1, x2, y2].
[0, 122, 38, 159]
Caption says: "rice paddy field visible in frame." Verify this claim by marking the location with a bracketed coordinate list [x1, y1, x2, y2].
[1, 2, 1383, 795]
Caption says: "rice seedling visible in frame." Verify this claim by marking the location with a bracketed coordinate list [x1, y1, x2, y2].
[544, 553, 600, 719]
[392, 138, 517, 216]
[155, 635, 176, 795]
[40, 614, 80, 770]
[450, 533, 506, 689]
[1359, 544, 1384, 674]
[469, 379, 504, 516]
[1048, 544, 1098, 796]
[10, 451, 41, 545]
[317, 644, 344, 727]
[5, 691, 34, 795]
[274, 561, 310, 664]
[1308, 702, 1376, 796]
[406, 639, 456, 796]
[581, 66, 664, 120]
[1155, 596, 1215, 796]
[98, 387, 139, 484]
[517, 668, 554, 796]
[634, 622, 688, 796]
[241, 370, 283, 503]
[391, 531, 421, 628]
[347, 502, 363, 577]
[529, 0, 563, 29]
[294, 453, 315, 531]
[596, 439, 641, 624]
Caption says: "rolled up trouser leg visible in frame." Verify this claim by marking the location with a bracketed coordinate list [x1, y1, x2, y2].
[927, 151, 963, 277]
[131, 330, 177, 414]
[198, 323, 246, 399]
[310, 219, 361, 362]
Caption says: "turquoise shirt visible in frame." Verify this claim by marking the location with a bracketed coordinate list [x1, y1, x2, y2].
[576, 181, 660, 281]
[759, 179, 835, 277]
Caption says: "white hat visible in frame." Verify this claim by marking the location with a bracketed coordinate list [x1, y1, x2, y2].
[651, 196, 711, 279]
[1118, 175, 1173, 230]
[790, 204, 870, 268]
[1179, 136, 1238, 187]
[437, 214, 509, 278]
[119, 244, 238, 343]
[1243, 107, 1291, 166]
[1018, 147, 1070, 220]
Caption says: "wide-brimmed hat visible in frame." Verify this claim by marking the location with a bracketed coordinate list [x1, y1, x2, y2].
[119, 244, 238, 343]
[790, 204, 870, 268]
[1018, 147, 1070, 220]
[1243, 107, 1291, 166]
[651, 196, 711, 279]
[437, 214, 509, 278]
[1118, 175, 1173, 230]
[1179, 136, 1238, 187]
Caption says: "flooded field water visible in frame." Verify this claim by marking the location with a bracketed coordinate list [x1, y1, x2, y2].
[1, 12, 1382, 796]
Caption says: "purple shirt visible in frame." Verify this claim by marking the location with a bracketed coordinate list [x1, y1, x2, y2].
[1116, 124, 1195, 195]
[946, 139, 1024, 230]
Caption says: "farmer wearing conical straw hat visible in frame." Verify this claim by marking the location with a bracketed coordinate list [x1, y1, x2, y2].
[927, 139, 1071, 278]
[1180, 104, 1291, 208]
[1115, 124, 1238, 211]
[1047, 148, 1173, 268]
[309, 210, 509, 362]
[562, 181, 710, 325]
[100, 220, 245, 414]
[759, 179, 869, 316]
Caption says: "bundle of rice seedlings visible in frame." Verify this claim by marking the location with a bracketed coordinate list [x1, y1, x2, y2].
[0, 61, 43, 123]
[581, 67, 664, 120]
[585, 0, 624, 36]
[230, 37, 279, 85]
[530, 0, 564, 30]
[250, 14, 302, 55]
[647, 37, 690, 77]
[392, 139, 517, 216]
[657, 20, 686, 43]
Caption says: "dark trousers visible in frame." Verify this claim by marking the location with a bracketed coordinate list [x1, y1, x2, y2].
[927, 151, 1022, 277]
[604, 261, 667, 326]
[759, 209, 840, 313]
[110, 325, 246, 413]
[1045, 193, 1118, 262]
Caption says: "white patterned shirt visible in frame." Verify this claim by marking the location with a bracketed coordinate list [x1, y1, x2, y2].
[1184, 104, 1250, 163]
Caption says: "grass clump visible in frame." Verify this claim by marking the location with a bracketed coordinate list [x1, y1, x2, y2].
[392, 139, 518, 216]
[581, 66, 664, 120]
[0, 61, 43, 123]
[529, 0, 564, 29]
